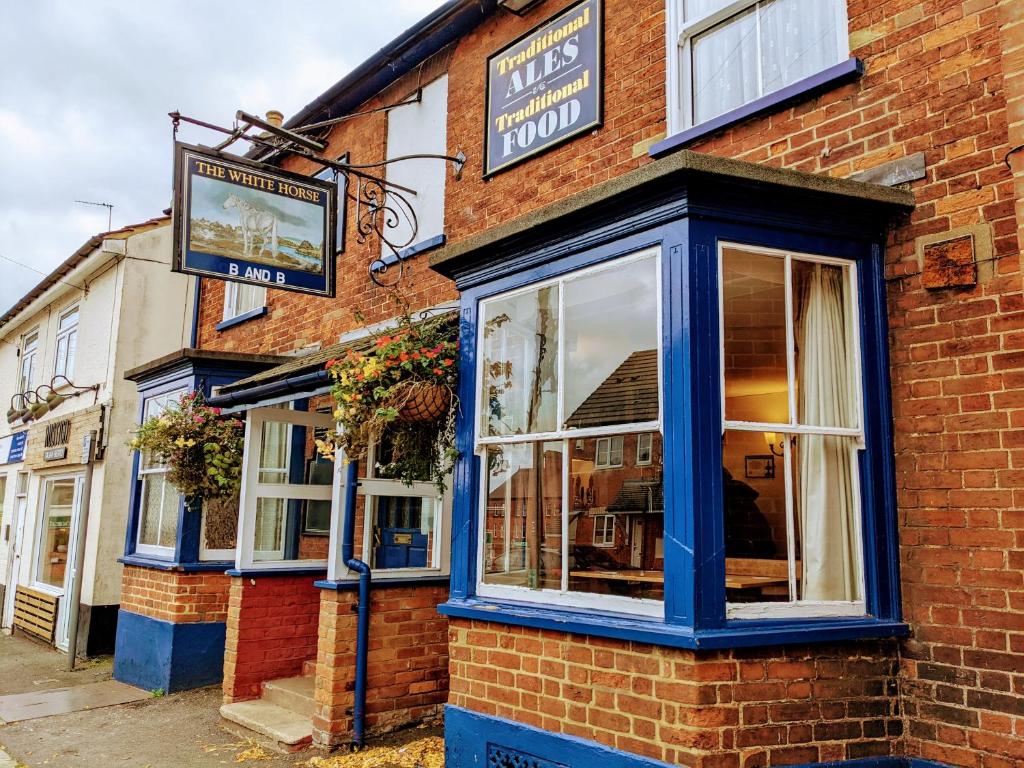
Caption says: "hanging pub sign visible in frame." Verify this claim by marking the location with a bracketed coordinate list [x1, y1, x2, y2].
[484, 0, 603, 177]
[172, 142, 336, 297]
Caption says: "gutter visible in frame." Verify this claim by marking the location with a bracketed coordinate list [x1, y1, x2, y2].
[342, 460, 372, 749]
[248, 0, 496, 161]
[205, 369, 329, 408]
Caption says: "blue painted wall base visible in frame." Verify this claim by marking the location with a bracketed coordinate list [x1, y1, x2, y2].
[113, 610, 226, 693]
[443, 706, 952, 768]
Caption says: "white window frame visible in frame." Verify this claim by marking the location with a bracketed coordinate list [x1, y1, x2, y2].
[636, 433, 653, 466]
[718, 241, 866, 620]
[666, 0, 850, 135]
[236, 407, 333, 571]
[474, 247, 664, 618]
[135, 388, 189, 558]
[594, 436, 624, 469]
[325, 441, 452, 582]
[53, 304, 79, 380]
[592, 514, 616, 547]
[18, 329, 39, 396]
[223, 282, 267, 322]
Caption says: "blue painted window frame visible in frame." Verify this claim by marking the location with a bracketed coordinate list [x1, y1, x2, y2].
[122, 368, 252, 572]
[440, 191, 905, 648]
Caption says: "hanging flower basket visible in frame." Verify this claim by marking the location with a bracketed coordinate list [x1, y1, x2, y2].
[128, 391, 244, 501]
[396, 382, 452, 423]
[318, 303, 460, 492]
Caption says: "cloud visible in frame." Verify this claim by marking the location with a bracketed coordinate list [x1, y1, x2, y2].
[0, 0, 446, 315]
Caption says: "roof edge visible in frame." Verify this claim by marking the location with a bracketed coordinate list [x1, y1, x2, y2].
[430, 151, 915, 276]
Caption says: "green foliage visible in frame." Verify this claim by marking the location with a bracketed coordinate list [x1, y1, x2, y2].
[129, 391, 244, 500]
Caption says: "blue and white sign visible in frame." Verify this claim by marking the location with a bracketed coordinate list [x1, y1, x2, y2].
[0, 431, 27, 465]
[173, 142, 336, 297]
[484, 0, 603, 176]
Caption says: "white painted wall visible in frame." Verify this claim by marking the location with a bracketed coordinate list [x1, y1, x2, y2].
[0, 223, 195, 621]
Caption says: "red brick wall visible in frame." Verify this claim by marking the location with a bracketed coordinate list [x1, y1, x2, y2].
[449, 619, 902, 767]
[120, 565, 230, 624]
[222, 575, 322, 702]
[312, 585, 449, 747]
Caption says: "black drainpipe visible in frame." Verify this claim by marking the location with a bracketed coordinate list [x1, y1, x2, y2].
[342, 460, 371, 749]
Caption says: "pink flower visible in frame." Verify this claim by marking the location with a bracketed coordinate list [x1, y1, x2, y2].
[194, 415, 205, 424]
[211, 407, 222, 415]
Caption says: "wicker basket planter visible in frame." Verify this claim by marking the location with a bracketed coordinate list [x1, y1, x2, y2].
[396, 383, 452, 423]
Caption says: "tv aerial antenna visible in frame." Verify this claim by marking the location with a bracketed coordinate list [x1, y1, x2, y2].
[75, 200, 114, 232]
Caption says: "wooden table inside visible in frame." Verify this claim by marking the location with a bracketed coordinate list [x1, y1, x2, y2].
[569, 569, 790, 590]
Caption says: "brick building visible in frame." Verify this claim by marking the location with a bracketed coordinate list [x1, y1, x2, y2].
[116, 0, 1023, 765]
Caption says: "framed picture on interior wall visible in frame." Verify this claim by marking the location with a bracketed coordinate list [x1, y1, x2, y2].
[744, 455, 775, 480]
[315, 152, 348, 254]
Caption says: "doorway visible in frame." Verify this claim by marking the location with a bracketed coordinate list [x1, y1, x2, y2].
[32, 475, 84, 649]
[2, 472, 29, 629]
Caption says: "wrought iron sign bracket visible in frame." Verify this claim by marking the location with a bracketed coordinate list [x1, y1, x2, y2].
[169, 110, 468, 287]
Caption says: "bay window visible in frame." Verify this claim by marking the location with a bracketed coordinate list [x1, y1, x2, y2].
[136, 389, 188, 556]
[475, 250, 663, 615]
[667, 0, 849, 132]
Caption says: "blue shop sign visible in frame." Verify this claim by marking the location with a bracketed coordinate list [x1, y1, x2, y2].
[484, 0, 603, 176]
[0, 431, 27, 465]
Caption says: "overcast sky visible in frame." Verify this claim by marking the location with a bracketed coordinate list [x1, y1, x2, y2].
[0, 0, 445, 315]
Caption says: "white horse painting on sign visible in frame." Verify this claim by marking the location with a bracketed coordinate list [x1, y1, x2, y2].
[223, 194, 279, 261]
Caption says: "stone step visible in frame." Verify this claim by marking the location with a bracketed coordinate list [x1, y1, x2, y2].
[220, 700, 312, 752]
[262, 675, 316, 717]
[302, 659, 317, 678]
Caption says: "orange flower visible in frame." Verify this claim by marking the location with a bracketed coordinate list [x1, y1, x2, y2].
[442, 358, 454, 366]
[433, 367, 443, 375]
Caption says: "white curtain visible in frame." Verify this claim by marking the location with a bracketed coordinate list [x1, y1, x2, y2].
[760, 0, 843, 94]
[797, 263, 862, 602]
[692, 7, 759, 123]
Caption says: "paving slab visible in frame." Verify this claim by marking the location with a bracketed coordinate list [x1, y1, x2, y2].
[0, 680, 149, 723]
[0, 634, 110, 697]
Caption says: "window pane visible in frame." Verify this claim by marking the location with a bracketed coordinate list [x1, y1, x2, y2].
[722, 248, 789, 424]
[793, 260, 856, 429]
[480, 286, 559, 437]
[37, 480, 74, 588]
[722, 430, 791, 603]
[563, 256, 659, 429]
[684, 0, 733, 21]
[793, 433, 862, 602]
[371, 495, 437, 569]
[760, 0, 842, 95]
[570, 432, 663, 600]
[258, 420, 292, 483]
[692, 7, 759, 124]
[157, 480, 180, 549]
[253, 498, 285, 559]
[65, 330, 77, 378]
[482, 442, 562, 590]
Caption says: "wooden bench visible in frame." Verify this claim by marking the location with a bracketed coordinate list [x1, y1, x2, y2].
[13, 586, 59, 642]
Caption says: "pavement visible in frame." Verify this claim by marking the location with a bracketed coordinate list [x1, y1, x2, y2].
[0, 633, 443, 768]
[0, 634, 306, 767]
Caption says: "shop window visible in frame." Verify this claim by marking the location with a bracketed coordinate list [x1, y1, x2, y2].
[667, 0, 848, 132]
[19, 329, 39, 395]
[720, 244, 864, 618]
[135, 389, 188, 557]
[477, 250, 663, 616]
[223, 281, 266, 322]
[53, 305, 79, 380]
[382, 75, 448, 253]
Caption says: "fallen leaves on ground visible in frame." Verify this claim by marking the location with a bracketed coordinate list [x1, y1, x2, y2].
[234, 742, 275, 762]
[304, 736, 445, 768]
